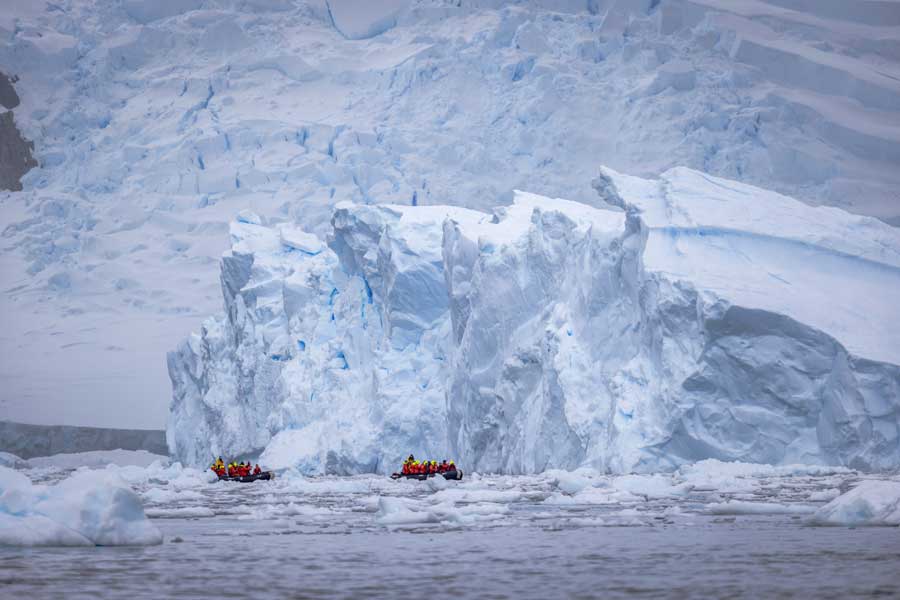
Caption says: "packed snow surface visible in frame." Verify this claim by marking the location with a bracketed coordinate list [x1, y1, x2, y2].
[3, 0, 900, 429]
[0, 466, 162, 547]
[169, 167, 900, 474]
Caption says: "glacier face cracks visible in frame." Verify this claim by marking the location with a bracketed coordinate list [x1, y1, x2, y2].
[168, 167, 900, 474]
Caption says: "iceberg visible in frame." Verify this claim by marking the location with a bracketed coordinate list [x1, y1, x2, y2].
[168, 166, 900, 474]
[810, 480, 900, 527]
[5, 0, 900, 432]
[0, 467, 162, 547]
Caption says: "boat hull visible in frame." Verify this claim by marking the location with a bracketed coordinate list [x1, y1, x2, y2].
[217, 471, 274, 483]
[390, 469, 463, 481]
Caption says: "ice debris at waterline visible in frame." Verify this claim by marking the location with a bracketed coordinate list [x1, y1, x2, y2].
[168, 166, 900, 474]
[0, 466, 162, 547]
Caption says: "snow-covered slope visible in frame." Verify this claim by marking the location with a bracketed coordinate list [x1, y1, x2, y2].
[168, 167, 900, 474]
[1, 0, 899, 428]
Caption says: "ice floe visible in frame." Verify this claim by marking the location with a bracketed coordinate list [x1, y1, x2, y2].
[0, 466, 162, 546]
[810, 481, 900, 527]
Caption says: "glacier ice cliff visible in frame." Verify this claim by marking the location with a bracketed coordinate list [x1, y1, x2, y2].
[168, 167, 900, 474]
[5, 0, 900, 429]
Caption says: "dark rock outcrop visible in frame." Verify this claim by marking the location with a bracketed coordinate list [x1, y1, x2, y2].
[0, 71, 37, 191]
[0, 71, 20, 109]
[0, 111, 37, 191]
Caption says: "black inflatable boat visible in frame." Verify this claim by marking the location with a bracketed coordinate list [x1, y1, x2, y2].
[390, 469, 463, 481]
[218, 471, 275, 483]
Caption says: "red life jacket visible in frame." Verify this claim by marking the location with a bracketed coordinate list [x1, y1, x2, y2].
[254, 466, 261, 475]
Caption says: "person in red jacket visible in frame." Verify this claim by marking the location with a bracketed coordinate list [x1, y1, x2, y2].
[253, 464, 262, 475]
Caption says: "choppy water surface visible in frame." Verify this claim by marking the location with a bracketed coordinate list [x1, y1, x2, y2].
[3, 464, 899, 599]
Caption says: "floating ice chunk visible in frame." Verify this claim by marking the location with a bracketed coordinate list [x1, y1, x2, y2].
[612, 474, 692, 498]
[109, 461, 215, 489]
[564, 517, 613, 528]
[142, 487, 204, 504]
[144, 506, 215, 519]
[544, 487, 640, 506]
[375, 496, 438, 525]
[426, 475, 449, 491]
[0, 467, 162, 546]
[546, 469, 600, 495]
[679, 459, 849, 481]
[429, 500, 510, 524]
[358, 496, 381, 512]
[236, 501, 336, 521]
[274, 502, 333, 517]
[677, 460, 850, 493]
[278, 473, 372, 495]
[707, 501, 816, 515]
[429, 488, 525, 504]
[809, 480, 900, 526]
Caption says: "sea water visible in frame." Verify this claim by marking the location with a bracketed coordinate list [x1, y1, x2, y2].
[2, 465, 898, 599]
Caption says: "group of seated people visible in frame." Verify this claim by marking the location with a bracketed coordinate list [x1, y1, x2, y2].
[400, 455, 456, 475]
[210, 457, 263, 478]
